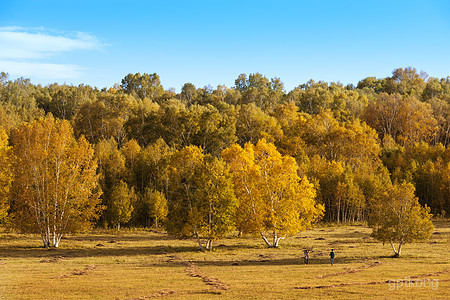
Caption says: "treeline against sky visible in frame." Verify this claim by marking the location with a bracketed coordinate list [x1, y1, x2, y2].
[0, 67, 449, 232]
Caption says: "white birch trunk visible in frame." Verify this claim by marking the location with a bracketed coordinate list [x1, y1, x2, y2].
[273, 235, 285, 248]
[206, 239, 213, 250]
[194, 228, 203, 250]
[260, 231, 273, 248]
[390, 239, 403, 257]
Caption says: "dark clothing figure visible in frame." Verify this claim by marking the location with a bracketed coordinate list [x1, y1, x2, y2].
[330, 249, 335, 265]
[304, 250, 309, 265]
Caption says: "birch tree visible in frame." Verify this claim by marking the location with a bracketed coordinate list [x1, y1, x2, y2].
[222, 139, 324, 248]
[144, 188, 168, 229]
[10, 116, 102, 247]
[369, 182, 434, 257]
[166, 146, 236, 250]
[109, 180, 135, 231]
[195, 156, 237, 250]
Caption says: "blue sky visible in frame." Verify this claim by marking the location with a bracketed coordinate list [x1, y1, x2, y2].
[1, 0, 450, 92]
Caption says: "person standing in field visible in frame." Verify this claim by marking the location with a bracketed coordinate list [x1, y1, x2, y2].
[330, 249, 335, 266]
[304, 250, 309, 265]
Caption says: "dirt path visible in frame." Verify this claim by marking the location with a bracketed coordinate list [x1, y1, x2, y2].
[184, 261, 230, 290]
[53, 265, 97, 279]
[121, 253, 230, 299]
[295, 269, 449, 290]
[317, 261, 382, 278]
[124, 290, 175, 299]
[164, 254, 229, 291]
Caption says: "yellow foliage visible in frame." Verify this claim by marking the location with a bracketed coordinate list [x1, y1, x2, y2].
[10, 116, 102, 247]
[222, 139, 323, 247]
[0, 128, 12, 222]
[166, 146, 237, 250]
[369, 182, 434, 256]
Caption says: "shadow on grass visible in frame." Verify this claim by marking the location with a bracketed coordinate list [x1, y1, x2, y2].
[0, 241, 385, 267]
[63, 231, 175, 242]
[180, 255, 383, 268]
[321, 231, 372, 239]
[0, 244, 200, 259]
[0, 235, 264, 259]
[432, 219, 450, 229]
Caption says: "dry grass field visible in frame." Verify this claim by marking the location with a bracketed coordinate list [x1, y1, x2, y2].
[1, 220, 449, 299]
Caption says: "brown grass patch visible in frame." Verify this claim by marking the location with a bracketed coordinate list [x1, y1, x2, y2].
[123, 289, 175, 299]
[296, 268, 450, 289]
[72, 264, 97, 275]
[185, 262, 229, 290]
[40, 255, 66, 263]
[52, 265, 97, 279]
[317, 261, 382, 278]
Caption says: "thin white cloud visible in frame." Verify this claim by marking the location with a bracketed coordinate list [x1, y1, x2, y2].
[0, 27, 103, 81]
[0, 60, 83, 80]
[0, 26, 102, 59]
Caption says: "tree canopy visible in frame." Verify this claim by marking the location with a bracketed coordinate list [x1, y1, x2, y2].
[369, 182, 434, 257]
[0, 67, 447, 250]
[9, 116, 102, 247]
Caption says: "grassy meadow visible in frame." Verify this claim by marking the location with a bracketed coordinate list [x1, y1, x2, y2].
[0, 221, 449, 299]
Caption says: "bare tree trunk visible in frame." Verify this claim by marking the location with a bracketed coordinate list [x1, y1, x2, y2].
[52, 226, 57, 247]
[54, 235, 61, 248]
[273, 235, 285, 248]
[390, 239, 403, 257]
[343, 202, 347, 224]
[390, 239, 397, 256]
[206, 239, 213, 250]
[47, 226, 51, 246]
[260, 231, 273, 247]
[337, 198, 341, 223]
[194, 229, 203, 250]
[397, 241, 403, 257]
[41, 232, 49, 248]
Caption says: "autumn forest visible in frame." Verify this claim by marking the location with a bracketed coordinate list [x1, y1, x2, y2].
[0, 67, 448, 251]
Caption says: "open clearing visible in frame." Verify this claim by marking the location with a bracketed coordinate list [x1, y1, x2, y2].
[1, 221, 449, 299]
